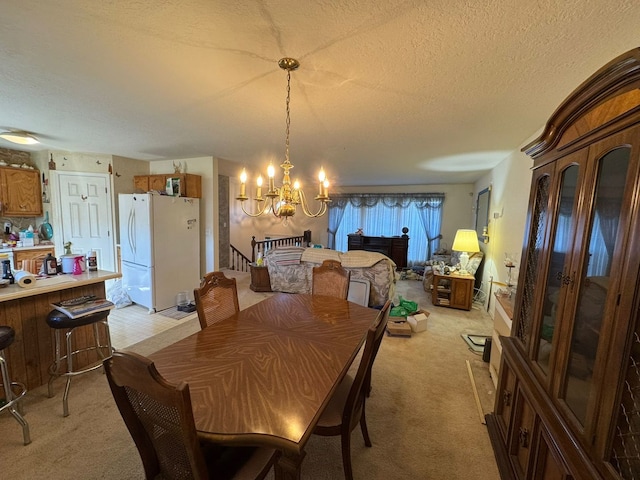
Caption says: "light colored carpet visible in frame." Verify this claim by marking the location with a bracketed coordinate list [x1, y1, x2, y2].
[0, 274, 500, 479]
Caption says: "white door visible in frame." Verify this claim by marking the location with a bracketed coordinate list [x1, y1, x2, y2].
[52, 171, 116, 273]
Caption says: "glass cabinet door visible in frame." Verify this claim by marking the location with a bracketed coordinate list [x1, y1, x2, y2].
[561, 145, 631, 426]
[534, 162, 581, 377]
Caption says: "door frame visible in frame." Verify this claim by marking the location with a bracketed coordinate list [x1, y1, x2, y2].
[49, 170, 117, 273]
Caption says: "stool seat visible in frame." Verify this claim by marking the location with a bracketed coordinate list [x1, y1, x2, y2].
[46, 310, 110, 329]
[0, 325, 31, 445]
[47, 308, 114, 417]
[0, 325, 16, 350]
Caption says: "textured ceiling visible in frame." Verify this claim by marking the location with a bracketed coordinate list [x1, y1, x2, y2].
[1, 0, 640, 187]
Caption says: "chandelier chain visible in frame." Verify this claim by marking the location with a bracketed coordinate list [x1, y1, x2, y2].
[236, 57, 330, 223]
[284, 69, 291, 165]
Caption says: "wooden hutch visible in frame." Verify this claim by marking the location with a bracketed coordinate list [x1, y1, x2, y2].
[486, 48, 640, 479]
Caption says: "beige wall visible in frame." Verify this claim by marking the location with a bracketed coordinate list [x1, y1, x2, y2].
[473, 138, 537, 308]
[226, 167, 477, 261]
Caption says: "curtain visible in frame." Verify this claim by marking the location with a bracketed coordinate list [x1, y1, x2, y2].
[329, 193, 445, 266]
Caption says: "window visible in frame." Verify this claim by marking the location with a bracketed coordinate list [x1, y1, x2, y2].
[328, 193, 444, 266]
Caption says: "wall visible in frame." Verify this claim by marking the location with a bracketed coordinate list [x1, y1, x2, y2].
[224, 161, 476, 261]
[473, 139, 537, 307]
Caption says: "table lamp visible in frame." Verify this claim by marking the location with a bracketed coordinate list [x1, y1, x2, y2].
[452, 229, 480, 275]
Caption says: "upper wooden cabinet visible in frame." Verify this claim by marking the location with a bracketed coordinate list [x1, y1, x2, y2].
[487, 48, 640, 480]
[133, 173, 201, 198]
[0, 166, 43, 217]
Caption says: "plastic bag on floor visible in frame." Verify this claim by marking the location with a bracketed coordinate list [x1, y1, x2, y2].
[107, 279, 132, 309]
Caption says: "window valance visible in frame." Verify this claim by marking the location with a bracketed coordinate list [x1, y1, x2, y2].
[328, 193, 445, 209]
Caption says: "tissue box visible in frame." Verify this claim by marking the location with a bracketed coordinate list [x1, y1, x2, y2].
[407, 312, 429, 332]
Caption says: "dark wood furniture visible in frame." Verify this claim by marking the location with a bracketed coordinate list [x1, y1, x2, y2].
[193, 271, 240, 329]
[312, 259, 350, 300]
[0, 270, 121, 390]
[104, 351, 277, 480]
[347, 233, 408, 269]
[149, 293, 379, 480]
[249, 264, 272, 292]
[313, 300, 390, 480]
[431, 272, 474, 311]
[486, 48, 640, 479]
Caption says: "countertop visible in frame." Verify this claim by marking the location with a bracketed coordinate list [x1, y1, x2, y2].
[0, 244, 56, 254]
[0, 270, 121, 302]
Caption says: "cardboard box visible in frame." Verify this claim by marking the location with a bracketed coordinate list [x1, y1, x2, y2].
[407, 312, 428, 332]
[387, 320, 412, 337]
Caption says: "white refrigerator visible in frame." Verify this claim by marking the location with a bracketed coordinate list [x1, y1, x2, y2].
[119, 193, 200, 312]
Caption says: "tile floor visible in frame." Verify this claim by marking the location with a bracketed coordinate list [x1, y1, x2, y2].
[107, 304, 197, 349]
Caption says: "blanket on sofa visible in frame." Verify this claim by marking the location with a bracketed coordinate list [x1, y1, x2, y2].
[265, 247, 396, 307]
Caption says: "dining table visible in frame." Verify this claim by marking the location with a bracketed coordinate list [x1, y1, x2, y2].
[149, 292, 380, 479]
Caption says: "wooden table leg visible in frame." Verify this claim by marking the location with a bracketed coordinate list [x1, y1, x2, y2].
[274, 450, 306, 480]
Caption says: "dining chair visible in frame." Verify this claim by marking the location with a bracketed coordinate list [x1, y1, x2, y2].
[103, 351, 277, 480]
[194, 271, 240, 329]
[312, 259, 351, 299]
[312, 300, 391, 480]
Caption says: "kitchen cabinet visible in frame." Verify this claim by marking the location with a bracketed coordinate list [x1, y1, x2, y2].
[134, 173, 202, 198]
[0, 166, 43, 217]
[13, 247, 55, 272]
[486, 48, 640, 479]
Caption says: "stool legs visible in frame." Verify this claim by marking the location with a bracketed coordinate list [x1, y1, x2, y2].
[0, 349, 31, 445]
[48, 318, 114, 417]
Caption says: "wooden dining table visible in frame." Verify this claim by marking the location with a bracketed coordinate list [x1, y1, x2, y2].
[149, 292, 380, 479]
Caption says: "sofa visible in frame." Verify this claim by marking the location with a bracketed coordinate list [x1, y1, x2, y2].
[264, 246, 396, 307]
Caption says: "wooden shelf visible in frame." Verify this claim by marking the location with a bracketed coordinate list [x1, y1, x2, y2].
[431, 272, 474, 310]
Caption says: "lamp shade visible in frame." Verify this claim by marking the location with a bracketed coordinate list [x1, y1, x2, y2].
[452, 229, 480, 253]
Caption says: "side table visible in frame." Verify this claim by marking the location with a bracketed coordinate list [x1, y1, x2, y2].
[431, 272, 474, 310]
[249, 264, 272, 292]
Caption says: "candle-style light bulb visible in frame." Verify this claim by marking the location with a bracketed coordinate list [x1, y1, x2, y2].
[318, 168, 326, 196]
[256, 176, 263, 199]
[323, 179, 330, 197]
[267, 164, 276, 192]
[293, 180, 300, 190]
[239, 169, 247, 198]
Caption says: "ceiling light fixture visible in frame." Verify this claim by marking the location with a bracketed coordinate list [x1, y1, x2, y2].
[236, 57, 331, 225]
[0, 131, 39, 145]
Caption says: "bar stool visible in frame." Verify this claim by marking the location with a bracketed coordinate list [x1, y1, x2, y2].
[46, 310, 114, 417]
[0, 325, 31, 445]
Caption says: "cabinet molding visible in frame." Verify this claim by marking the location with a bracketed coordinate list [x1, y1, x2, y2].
[133, 173, 202, 198]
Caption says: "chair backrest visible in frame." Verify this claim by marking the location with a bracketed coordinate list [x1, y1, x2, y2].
[312, 260, 351, 299]
[194, 271, 240, 329]
[345, 300, 391, 430]
[103, 351, 209, 480]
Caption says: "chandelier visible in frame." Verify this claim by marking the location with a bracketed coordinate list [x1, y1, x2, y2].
[236, 57, 331, 224]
